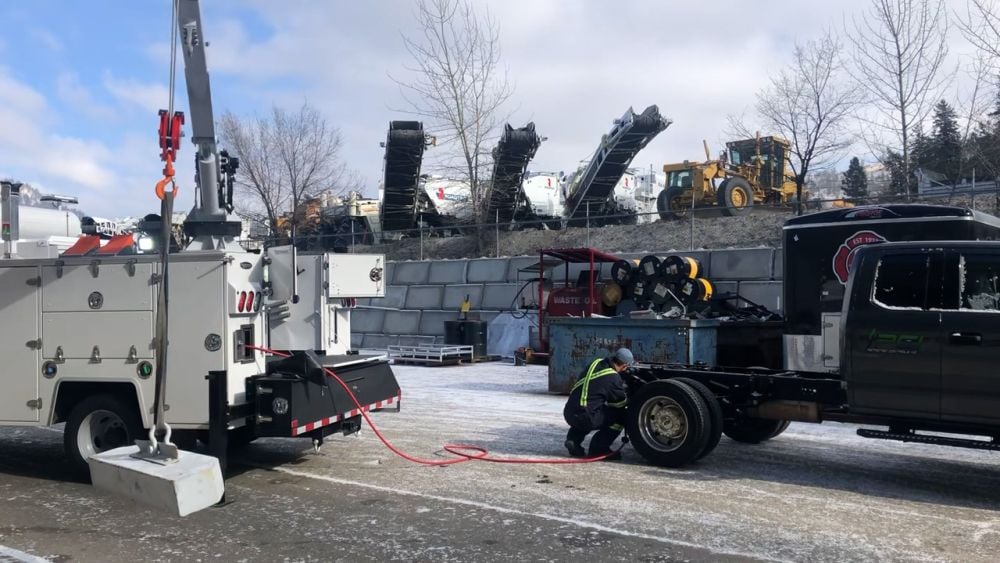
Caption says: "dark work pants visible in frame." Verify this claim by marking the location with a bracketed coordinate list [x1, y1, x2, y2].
[565, 405, 625, 455]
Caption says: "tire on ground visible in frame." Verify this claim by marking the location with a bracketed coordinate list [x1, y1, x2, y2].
[717, 177, 754, 216]
[723, 417, 788, 444]
[63, 393, 144, 476]
[656, 187, 689, 220]
[625, 379, 710, 467]
[672, 377, 723, 460]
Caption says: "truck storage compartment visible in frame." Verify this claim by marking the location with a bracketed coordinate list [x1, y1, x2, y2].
[248, 352, 400, 438]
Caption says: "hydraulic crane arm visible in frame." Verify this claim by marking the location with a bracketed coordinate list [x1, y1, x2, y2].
[175, 0, 242, 247]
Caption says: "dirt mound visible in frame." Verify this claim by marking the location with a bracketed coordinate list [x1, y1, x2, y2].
[359, 210, 790, 261]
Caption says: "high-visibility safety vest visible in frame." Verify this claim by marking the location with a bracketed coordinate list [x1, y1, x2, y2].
[571, 358, 618, 407]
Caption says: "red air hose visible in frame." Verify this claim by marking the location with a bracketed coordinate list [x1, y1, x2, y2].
[249, 345, 618, 465]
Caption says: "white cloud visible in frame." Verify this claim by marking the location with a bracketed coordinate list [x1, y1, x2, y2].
[103, 72, 171, 114]
[29, 28, 62, 52]
[56, 71, 117, 121]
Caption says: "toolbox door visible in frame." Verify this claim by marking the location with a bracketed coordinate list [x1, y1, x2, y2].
[0, 267, 40, 422]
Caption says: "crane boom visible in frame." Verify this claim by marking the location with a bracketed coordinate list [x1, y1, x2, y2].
[175, 0, 242, 249]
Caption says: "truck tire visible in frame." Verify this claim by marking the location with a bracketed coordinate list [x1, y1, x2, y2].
[672, 378, 723, 459]
[723, 417, 788, 444]
[657, 187, 689, 220]
[64, 394, 144, 476]
[717, 178, 753, 216]
[626, 379, 710, 467]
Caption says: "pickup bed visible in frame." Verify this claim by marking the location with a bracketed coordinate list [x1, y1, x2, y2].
[626, 241, 1000, 467]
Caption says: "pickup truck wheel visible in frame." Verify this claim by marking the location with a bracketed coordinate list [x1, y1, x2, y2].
[723, 418, 788, 444]
[672, 378, 723, 459]
[626, 380, 710, 467]
[64, 394, 144, 476]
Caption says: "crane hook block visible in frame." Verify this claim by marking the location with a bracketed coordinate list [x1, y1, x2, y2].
[158, 109, 186, 163]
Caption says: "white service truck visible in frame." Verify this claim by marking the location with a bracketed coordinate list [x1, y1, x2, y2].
[0, 0, 400, 474]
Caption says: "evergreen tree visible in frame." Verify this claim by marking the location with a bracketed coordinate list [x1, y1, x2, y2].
[883, 150, 913, 196]
[841, 157, 868, 199]
[929, 99, 962, 182]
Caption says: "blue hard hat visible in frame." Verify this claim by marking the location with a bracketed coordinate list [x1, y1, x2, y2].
[613, 347, 634, 366]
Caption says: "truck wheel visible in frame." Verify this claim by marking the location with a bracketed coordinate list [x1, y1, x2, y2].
[657, 187, 689, 220]
[64, 394, 144, 476]
[626, 379, 710, 467]
[672, 378, 723, 459]
[717, 178, 753, 216]
[723, 418, 788, 444]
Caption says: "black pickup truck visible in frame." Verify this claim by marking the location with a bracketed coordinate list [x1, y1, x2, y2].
[626, 222, 1000, 467]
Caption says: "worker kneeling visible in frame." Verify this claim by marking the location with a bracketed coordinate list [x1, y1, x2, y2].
[563, 348, 634, 460]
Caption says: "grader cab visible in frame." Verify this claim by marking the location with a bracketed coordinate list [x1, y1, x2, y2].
[657, 135, 801, 219]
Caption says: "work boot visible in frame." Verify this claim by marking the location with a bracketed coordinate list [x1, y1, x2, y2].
[564, 439, 586, 458]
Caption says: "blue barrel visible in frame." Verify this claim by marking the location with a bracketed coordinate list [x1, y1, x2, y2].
[546, 317, 719, 394]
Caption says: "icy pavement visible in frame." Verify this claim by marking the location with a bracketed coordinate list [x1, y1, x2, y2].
[1, 362, 1000, 561]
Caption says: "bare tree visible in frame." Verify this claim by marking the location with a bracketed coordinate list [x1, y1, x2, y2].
[393, 0, 513, 224]
[219, 101, 347, 234]
[847, 0, 951, 199]
[730, 32, 857, 213]
[957, 0, 1000, 65]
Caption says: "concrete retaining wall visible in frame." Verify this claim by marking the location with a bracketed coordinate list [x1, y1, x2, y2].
[353, 247, 783, 350]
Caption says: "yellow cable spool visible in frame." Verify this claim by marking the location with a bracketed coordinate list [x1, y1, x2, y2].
[600, 281, 623, 307]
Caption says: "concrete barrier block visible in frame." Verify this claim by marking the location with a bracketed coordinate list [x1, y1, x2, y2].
[392, 261, 430, 285]
[398, 335, 437, 347]
[355, 297, 373, 307]
[506, 256, 540, 281]
[443, 284, 485, 310]
[712, 281, 739, 298]
[773, 248, 783, 280]
[473, 310, 500, 325]
[404, 285, 444, 310]
[369, 285, 407, 309]
[418, 310, 458, 337]
[351, 308, 386, 333]
[382, 310, 422, 335]
[384, 263, 395, 287]
[351, 333, 363, 349]
[466, 258, 510, 283]
[362, 333, 396, 350]
[428, 260, 468, 284]
[737, 281, 783, 312]
[481, 283, 522, 311]
[710, 248, 774, 281]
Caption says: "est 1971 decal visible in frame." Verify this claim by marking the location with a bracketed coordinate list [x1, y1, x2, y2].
[833, 230, 887, 284]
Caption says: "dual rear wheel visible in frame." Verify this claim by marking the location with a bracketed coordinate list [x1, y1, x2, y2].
[625, 378, 787, 467]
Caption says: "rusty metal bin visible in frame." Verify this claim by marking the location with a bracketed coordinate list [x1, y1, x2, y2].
[547, 317, 719, 394]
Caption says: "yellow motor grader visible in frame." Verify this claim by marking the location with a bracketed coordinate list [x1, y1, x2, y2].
[657, 135, 802, 219]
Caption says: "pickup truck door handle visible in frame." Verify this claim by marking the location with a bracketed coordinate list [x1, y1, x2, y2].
[949, 332, 982, 345]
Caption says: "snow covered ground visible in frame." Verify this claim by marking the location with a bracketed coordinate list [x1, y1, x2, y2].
[1, 362, 999, 561]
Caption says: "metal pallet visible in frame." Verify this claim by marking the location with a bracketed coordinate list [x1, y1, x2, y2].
[387, 344, 475, 365]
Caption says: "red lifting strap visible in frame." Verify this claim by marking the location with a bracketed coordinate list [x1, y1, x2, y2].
[61, 235, 102, 257]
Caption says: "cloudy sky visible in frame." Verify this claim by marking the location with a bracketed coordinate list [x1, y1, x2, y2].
[0, 0, 977, 218]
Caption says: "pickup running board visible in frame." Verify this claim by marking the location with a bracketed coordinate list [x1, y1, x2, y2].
[857, 428, 1000, 451]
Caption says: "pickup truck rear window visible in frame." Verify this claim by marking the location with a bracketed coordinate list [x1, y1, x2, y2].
[959, 254, 1000, 312]
[873, 254, 930, 309]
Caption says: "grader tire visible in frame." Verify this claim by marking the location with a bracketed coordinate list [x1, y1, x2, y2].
[717, 178, 754, 216]
[656, 187, 689, 220]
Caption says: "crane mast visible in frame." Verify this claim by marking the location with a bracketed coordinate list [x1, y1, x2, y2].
[175, 0, 242, 250]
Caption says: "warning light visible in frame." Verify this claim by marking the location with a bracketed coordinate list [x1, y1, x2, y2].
[137, 361, 153, 379]
[238, 291, 248, 312]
